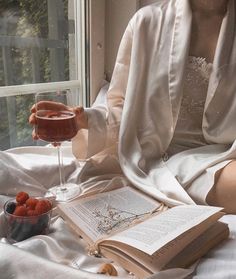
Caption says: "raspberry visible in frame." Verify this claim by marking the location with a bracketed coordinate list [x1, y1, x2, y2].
[26, 198, 39, 209]
[13, 205, 27, 216]
[16, 192, 29, 205]
[26, 209, 38, 216]
[35, 200, 51, 215]
[44, 199, 52, 211]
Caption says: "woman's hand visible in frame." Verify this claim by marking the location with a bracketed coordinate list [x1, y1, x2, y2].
[72, 106, 88, 130]
[29, 101, 88, 140]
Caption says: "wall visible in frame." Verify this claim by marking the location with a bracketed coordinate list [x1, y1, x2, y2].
[105, 0, 138, 81]
[139, 0, 158, 7]
[90, 0, 158, 102]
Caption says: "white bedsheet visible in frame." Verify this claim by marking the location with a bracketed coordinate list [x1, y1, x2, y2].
[0, 146, 236, 279]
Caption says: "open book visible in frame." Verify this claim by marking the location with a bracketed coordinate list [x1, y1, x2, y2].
[57, 186, 229, 278]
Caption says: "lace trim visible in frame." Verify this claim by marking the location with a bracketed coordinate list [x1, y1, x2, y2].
[166, 56, 212, 156]
[188, 56, 213, 81]
[181, 56, 212, 117]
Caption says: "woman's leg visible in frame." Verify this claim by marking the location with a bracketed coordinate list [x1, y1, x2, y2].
[206, 160, 236, 214]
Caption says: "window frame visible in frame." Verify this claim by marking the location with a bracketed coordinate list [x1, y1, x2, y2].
[0, 0, 143, 105]
[0, 0, 88, 150]
[0, 0, 86, 106]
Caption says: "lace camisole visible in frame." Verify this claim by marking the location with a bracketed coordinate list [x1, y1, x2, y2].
[167, 56, 213, 157]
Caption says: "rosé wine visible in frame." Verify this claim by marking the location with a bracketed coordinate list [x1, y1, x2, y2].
[36, 110, 78, 142]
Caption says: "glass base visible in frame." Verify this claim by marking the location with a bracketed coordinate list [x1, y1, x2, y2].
[46, 183, 81, 202]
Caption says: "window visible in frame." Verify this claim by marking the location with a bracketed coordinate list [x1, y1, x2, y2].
[0, 0, 149, 151]
[0, 0, 86, 150]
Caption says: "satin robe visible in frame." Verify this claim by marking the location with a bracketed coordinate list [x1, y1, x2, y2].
[72, 0, 236, 207]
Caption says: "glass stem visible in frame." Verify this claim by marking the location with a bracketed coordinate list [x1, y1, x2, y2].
[57, 143, 65, 190]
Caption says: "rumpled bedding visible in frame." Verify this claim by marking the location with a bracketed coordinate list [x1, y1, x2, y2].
[0, 145, 236, 279]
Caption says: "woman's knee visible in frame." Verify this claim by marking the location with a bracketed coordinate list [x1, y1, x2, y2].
[206, 161, 236, 214]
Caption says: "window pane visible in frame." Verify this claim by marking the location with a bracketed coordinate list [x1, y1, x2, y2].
[0, 0, 70, 85]
[0, 0, 80, 150]
[0, 94, 36, 150]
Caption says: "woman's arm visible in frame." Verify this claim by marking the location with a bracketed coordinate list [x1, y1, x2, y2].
[72, 19, 134, 159]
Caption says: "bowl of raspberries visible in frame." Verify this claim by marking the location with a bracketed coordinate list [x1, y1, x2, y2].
[4, 191, 53, 242]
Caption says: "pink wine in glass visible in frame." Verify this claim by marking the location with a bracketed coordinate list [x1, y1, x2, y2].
[36, 110, 78, 142]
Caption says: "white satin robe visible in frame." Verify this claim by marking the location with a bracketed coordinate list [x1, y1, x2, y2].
[72, 0, 236, 207]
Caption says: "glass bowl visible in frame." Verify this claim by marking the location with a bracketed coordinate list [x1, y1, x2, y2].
[4, 197, 53, 243]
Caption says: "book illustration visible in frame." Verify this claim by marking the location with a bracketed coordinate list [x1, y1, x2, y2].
[92, 200, 166, 235]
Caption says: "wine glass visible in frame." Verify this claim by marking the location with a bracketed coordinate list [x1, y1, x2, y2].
[35, 90, 81, 202]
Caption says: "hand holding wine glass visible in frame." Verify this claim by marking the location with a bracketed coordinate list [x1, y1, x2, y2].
[29, 90, 87, 202]
[30, 101, 88, 141]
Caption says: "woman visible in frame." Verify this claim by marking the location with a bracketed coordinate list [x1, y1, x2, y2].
[30, 0, 236, 213]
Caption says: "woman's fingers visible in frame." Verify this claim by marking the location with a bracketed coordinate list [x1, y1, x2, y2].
[36, 100, 68, 111]
[73, 106, 88, 129]
[29, 112, 36, 125]
[30, 104, 36, 113]
[29, 101, 68, 127]
[30, 104, 88, 141]
[32, 129, 39, 140]
[31, 101, 67, 113]
[74, 106, 84, 115]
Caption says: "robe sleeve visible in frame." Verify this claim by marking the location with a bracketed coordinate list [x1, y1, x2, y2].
[72, 20, 134, 159]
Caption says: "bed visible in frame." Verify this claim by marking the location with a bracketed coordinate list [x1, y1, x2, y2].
[0, 145, 236, 279]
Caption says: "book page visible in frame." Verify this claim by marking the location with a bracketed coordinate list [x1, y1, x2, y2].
[105, 205, 222, 255]
[100, 219, 227, 273]
[164, 221, 229, 269]
[58, 186, 161, 242]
